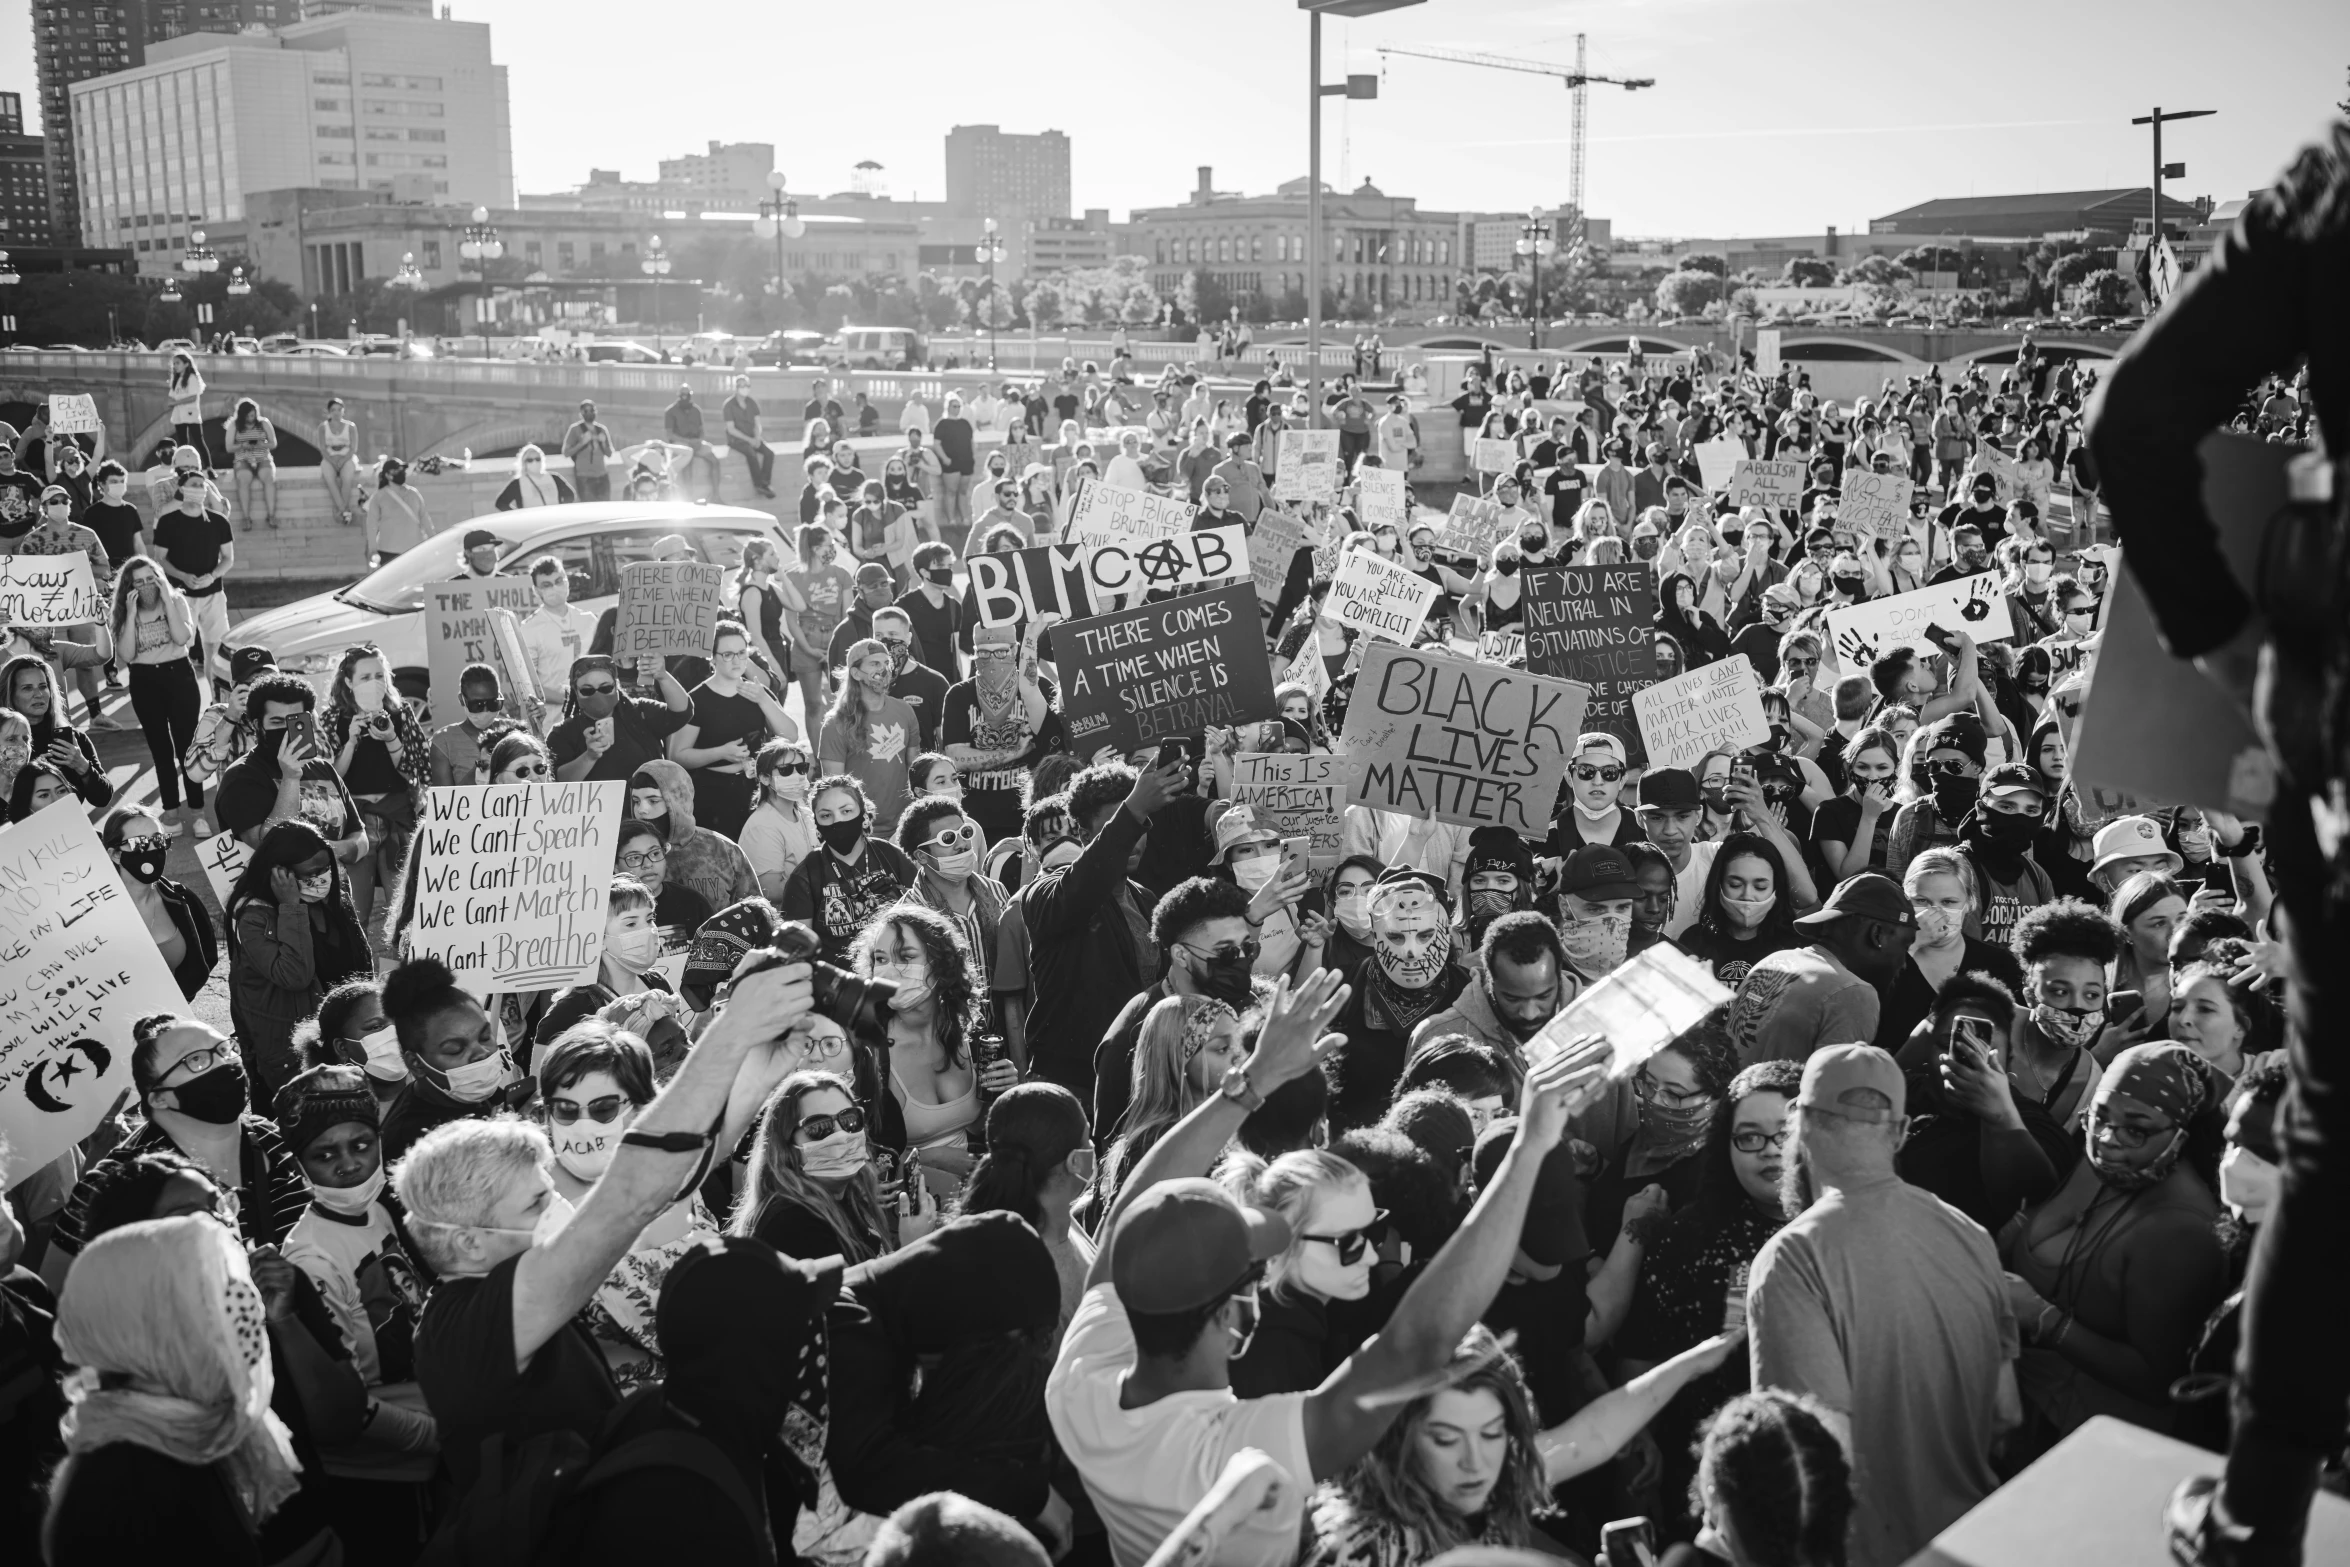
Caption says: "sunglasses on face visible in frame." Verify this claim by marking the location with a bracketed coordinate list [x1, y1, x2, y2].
[549, 1093, 628, 1125]
[1571, 764, 1625, 784]
[1183, 937, 1263, 965]
[508, 762, 551, 779]
[1731, 1128, 1792, 1154]
[1922, 757, 1976, 778]
[769, 760, 810, 777]
[922, 823, 981, 852]
[576, 682, 619, 698]
[797, 1105, 869, 1142]
[463, 696, 503, 713]
[1300, 1210, 1390, 1267]
[119, 834, 170, 855]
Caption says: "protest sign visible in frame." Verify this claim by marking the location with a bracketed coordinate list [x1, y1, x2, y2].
[1755, 328, 1782, 377]
[408, 782, 626, 992]
[1521, 565, 1657, 754]
[1634, 660, 1771, 771]
[1272, 429, 1341, 501]
[1249, 510, 1307, 606]
[1825, 571, 2016, 671]
[1478, 631, 1525, 667]
[0, 801, 187, 1183]
[1693, 438, 1744, 495]
[0, 552, 101, 626]
[1730, 458, 1807, 511]
[195, 829, 252, 907]
[1433, 493, 1511, 562]
[617, 560, 727, 661]
[1840, 470, 1916, 541]
[1338, 642, 1589, 837]
[1051, 582, 1278, 754]
[1062, 475, 1200, 548]
[1230, 751, 1344, 868]
[1355, 466, 1408, 527]
[1283, 639, 1330, 705]
[423, 577, 538, 711]
[969, 528, 1250, 628]
[1327, 548, 1441, 646]
[1472, 438, 1517, 475]
[45, 393, 101, 437]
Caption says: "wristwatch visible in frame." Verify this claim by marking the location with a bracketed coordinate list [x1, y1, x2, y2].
[1219, 1063, 1265, 1113]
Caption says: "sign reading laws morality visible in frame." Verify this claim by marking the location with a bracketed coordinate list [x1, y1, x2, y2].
[0, 553, 101, 625]
[1338, 642, 1589, 837]
[408, 783, 626, 992]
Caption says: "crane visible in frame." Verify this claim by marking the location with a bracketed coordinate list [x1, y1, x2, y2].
[1376, 36, 1653, 250]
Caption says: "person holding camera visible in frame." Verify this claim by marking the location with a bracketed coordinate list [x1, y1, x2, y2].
[323, 643, 428, 944]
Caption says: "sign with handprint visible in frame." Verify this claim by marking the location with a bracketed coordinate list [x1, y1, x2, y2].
[1825, 571, 2014, 670]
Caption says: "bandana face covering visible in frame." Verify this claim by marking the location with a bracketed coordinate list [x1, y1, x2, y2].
[1559, 912, 1630, 977]
[2032, 1002, 2101, 1050]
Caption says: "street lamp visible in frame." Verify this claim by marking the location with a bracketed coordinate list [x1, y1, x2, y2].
[750, 170, 804, 325]
[1303, 0, 1417, 424]
[977, 217, 1008, 371]
[390, 251, 425, 291]
[1514, 205, 1556, 351]
[458, 204, 503, 357]
[641, 234, 672, 355]
[226, 264, 251, 298]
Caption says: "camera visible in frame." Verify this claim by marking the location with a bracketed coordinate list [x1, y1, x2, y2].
[764, 919, 896, 1041]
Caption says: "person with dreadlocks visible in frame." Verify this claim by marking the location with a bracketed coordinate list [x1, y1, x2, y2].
[1327, 871, 1468, 1133]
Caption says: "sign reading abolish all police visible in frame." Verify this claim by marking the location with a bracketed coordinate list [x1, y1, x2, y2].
[1825, 571, 2016, 670]
[0, 801, 186, 1184]
[1339, 642, 1589, 838]
[1051, 582, 1279, 754]
[1062, 476, 1200, 548]
[1634, 660, 1771, 771]
[408, 782, 626, 992]
[968, 527, 1249, 628]
[1730, 458, 1807, 510]
[0, 552, 102, 626]
[1326, 548, 1441, 645]
[1521, 564, 1656, 754]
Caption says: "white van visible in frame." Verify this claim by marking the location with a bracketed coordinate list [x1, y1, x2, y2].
[824, 326, 927, 369]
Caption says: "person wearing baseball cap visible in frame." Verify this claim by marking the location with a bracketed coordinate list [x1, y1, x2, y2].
[457, 527, 503, 580]
[1951, 762, 2057, 949]
[1725, 874, 1915, 1066]
[2087, 813, 2185, 898]
[1557, 844, 1638, 985]
[1051, 969, 1605, 1567]
[1749, 1039, 2014, 1567]
[824, 561, 906, 673]
[1635, 767, 1718, 941]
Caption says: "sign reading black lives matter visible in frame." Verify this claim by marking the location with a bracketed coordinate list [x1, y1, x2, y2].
[1051, 582, 1279, 754]
[409, 783, 625, 992]
[1522, 565, 1656, 757]
[967, 527, 1249, 628]
[1339, 642, 1590, 838]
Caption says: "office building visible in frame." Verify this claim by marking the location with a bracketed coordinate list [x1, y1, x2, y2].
[1024, 210, 1114, 275]
[944, 124, 1069, 221]
[0, 92, 54, 244]
[67, 10, 513, 275]
[657, 140, 774, 212]
[1870, 188, 2205, 243]
[1128, 167, 1468, 313]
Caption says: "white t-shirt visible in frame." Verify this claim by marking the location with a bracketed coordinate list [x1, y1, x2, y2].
[282, 1199, 426, 1387]
[738, 799, 818, 894]
[1665, 838, 1721, 940]
[1048, 1284, 1314, 1567]
[519, 602, 599, 703]
[1103, 454, 1152, 493]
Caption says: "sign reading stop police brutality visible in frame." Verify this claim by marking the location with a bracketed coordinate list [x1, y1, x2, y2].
[1521, 565, 1657, 753]
[408, 782, 625, 992]
[1273, 429, 1341, 501]
[1326, 548, 1442, 645]
[0, 801, 186, 1184]
[1825, 570, 2016, 670]
[1634, 660, 1772, 771]
[1061, 475, 1200, 548]
[967, 527, 1249, 628]
[1839, 470, 1916, 541]
[617, 561, 728, 660]
[1730, 458, 1807, 510]
[1339, 643, 1590, 838]
[0, 553, 102, 625]
[1051, 582, 1278, 754]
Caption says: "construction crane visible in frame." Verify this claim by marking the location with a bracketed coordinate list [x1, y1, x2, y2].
[1376, 36, 1653, 250]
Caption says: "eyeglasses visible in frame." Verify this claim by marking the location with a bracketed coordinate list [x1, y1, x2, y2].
[1635, 1069, 1715, 1108]
[1730, 1128, 1793, 1154]
[463, 696, 503, 713]
[617, 847, 667, 870]
[576, 682, 619, 698]
[2090, 1114, 2174, 1150]
[1181, 937, 1262, 965]
[159, 1042, 234, 1084]
[797, 1105, 870, 1142]
[1570, 764, 1625, 784]
[801, 1030, 851, 1061]
[922, 823, 981, 853]
[549, 1093, 629, 1125]
[1300, 1210, 1390, 1267]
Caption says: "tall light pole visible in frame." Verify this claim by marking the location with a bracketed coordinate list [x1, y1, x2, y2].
[977, 217, 1007, 372]
[2130, 106, 2214, 248]
[1303, 0, 1417, 423]
[751, 170, 804, 331]
[641, 235, 672, 356]
[458, 204, 503, 357]
[1514, 206, 1555, 351]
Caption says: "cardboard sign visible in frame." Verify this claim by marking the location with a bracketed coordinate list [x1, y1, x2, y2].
[0, 552, 101, 625]
[1283, 638, 1331, 704]
[969, 527, 1251, 628]
[1327, 548, 1442, 646]
[1693, 438, 1744, 495]
[0, 802, 187, 1185]
[1521, 565, 1658, 754]
[1840, 470, 1916, 541]
[45, 393, 101, 437]
[1825, 571, 2016, 671]
[1755, 328, 1782, 377]
[423, 577, 538, 711]
[1051, 582, 1279, 754]
[1355, 466, 1408, 527]
[408, 783, 627, 992]
[1062, 475, 1200, 548]
[617, 560, 728, 661]
[1249, 511, 1307, 607]
[1472, 438, 1518, 475]
[1478, 630, 1525, 667]
[1229, 751, 1344, 868]
[194, 830, 252, 907]
[1634, 659, 1771, 771]
[1434, 493, 1511, 562]
[1272, 429, 1341, 501]
[1730, 458, 1807, 510]
[1338, 642, 1590, 837]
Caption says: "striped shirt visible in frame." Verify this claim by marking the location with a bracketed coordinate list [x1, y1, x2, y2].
[50, 1113, 312, 1259]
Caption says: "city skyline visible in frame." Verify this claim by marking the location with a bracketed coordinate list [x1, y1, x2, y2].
[1, 0, 2344, 245]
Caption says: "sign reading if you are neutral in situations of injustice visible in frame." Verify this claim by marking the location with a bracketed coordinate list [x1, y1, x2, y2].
[1338, 642, 1590, 838]
[407, 782, 626, 993]
[1522, 564, 1657, 757]
[1051, 581, 1280, 754]
[967, 528, 1249, 628]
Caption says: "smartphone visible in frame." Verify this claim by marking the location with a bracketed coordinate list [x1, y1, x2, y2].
[1154, 740, 1187, 771]
[1950, 1014, 1996, 1064]
[1923, 621, 1960, 652]
[1600, 1517, 1656, 1567]
[1278, 836, 1311, 885]
[1722, 1260, 1751, 1333]
[289, 712, 320, 753]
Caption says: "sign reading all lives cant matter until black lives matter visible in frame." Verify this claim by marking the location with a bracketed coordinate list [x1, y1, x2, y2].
[1326, 548, 1442, 645]
[1522, 565, 1657, 757]
[617, 561, 728, 660]
[967, 527, 1248, 628]
[1634, 659, 1772, 772]
[1229, 752, 1345, 868]
[1339, 642, 1590, 838]
[0, 553, 102, 626]
[1052, 581, 1279, 754]
[0, 801, 186, 1184]
[408, 783, 625, 993]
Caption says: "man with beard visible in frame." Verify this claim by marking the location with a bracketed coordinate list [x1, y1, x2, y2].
[1557, 845, 1639, 989]
[1327, 871, 1468, 1131]
[1747, 1043, 2017, 1567]
[869, 605, 950, 753]
[1927, 521, 1995, 587]
[1456, 826, 1533, 950]
[1413, 911, 1573, 1060]
[1725, 873, 1913, 1068]
[943, 623, 1062, 845]
[1089, 875, 1261, 1157]
[550, 653, 692, 784]
[1950, 762, 2056, 949]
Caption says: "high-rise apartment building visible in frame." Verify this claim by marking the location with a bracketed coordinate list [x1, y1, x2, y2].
[0, 92, 54, 244]
[657, 141, 774, 212]
[943, 124, 1069, 222]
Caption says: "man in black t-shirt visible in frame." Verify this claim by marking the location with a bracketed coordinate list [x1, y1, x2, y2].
[1935, 472, 2007, 552]
[1450, 373, 1494, 437]
[872, 605, 949, 752]
[548, 654, 692, 782]
[895, 542, 964, 680]
[802, 376, 846, 431]
[214, 673, 367, 860]
[150, 467, 237, 685]
[81, 460, 146, 566]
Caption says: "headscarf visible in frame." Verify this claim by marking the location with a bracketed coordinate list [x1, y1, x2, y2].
[2097, 1042, 2209, 1125]
[54, 1216, 302, 1527]
[1179, 997, 1240, 1067]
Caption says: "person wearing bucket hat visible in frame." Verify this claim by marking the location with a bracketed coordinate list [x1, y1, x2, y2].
[1205, 802, 1317, 982]
[1725, 874, 1915, 1068]
[2087, 813, 2186, 898]
[1748, 1041, 2015, 1567]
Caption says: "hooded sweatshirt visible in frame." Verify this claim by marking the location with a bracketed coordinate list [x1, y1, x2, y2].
[633, 759, 759, 914]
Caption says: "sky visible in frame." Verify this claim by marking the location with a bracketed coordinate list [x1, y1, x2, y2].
[2, 0, 2344, 240]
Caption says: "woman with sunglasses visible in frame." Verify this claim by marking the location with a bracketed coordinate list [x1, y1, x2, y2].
[740, 736, 819, 901]
[486, 730, 552, 785]
[1224, 1149, 1379, 1397]
[226, 819, 374, 1103]
[732, 1065, 908, 1266]
[960, 1082, 1098, 1331]
[898, 794, 1010, 990]
[103, 804, 216, 1000]
[537, 877, 680, 1062]
[426, 661, 513, 787]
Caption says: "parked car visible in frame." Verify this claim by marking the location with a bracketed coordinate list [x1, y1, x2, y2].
[583, 339, 664, 364]
[748, 329, 828, 368]
[155, 338, 198, 355]
[823, 326, 927, 370]
[225, 502, 788, 716]
[285, 340, 351, 357]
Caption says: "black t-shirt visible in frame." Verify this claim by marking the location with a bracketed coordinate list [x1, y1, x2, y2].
[1934, 501, 2008, 552]
[1482, 1261, 1591, 1429]
[152, 507, 236, 594]
[415, 1251, 621, 1492]
[214, 753, 364, 845]
[894, 588, 963, 680]
[1679, 922, 1806, 990]
[934, 417, 976, 474]
[891, 662, 951, 753]
[1810, 794, 1892, 874]
[656, 880, 714, 934]
[548, 696, 690, 782]
[940, 678, 1066, 843]
[1451, 389, 1494, 430]
[81, 499, 146, 565]
[687, 681, 769, 755]
[379, 1082, 490, 1164]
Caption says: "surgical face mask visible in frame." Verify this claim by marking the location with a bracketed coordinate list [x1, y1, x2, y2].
[870, 958, 933, 1011]
[1231, 853, 1278, 892]
[297, 873, 334, 904]
[554, 1121, 623, 1182]
[1721, 891, 1776, 930]
[426, 1049, 514, 1105]
[1897, 550, 1923, 575]
[310, 1166, 385, 1217]
[606, 923, 662, 973]
[924, 846, 976, 881]
[2024, 563, 2052, 587]
[2218, 1143, 2279, 1222]
[799, 1129, 870, 1181]
[1558, 912, 1629, 977]
[2032, 1001, 2102, 1051]
[769, 771, 809, 803]
[353, 1023, 405, 1079]
[1912, 903, 1961, 947]
[1335, 888, 1372, 941]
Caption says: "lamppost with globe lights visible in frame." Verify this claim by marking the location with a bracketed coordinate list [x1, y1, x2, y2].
[750, 171, 804, 327]
[458, 205, 503, 356]
[386, 251, 425, 343]
[976, 218, 1007, 371]
[641, 235, 672, 356]
[1514, 207, 1556, 351]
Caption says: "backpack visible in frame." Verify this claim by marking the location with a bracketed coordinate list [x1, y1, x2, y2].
[417, 1391, 772, 1567]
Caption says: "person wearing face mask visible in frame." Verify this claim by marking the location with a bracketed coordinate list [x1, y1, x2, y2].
[1554, 844, 1641, 988]
[1328, 873, 1468, 1133]
[103, 804, 215, 999]
[733, 1068, 904, 1265]
[623, 756, 758, 918]
[861, 903, 1018, 1195]
[426, 662, 510, 787]
[1874, 846, 2026, 1051]
[550, 652, 693, 785]
[1547, 733, 1640, 858]
[1998, 1043, 2228, 1446]
[1209, 803, 1322, 981]
[740, 737, 820, 901]
[1655, 570, 1730, 669]
[374, 956, 531, 1161]
[225, 820, 374, 1104]
[1889, 976, 2077, 1233]
[295, 977, 408, 1112]
[896, 540, 965, 680]
[2172, 1058, 2290, 1455]
[1725, 873, 1915, 1069]
[779, 774, 919, 967]
[961, 1083, 1101, 1330]
[1087, 875, 1262, 1151]
[1928, 521, 1995, 587]
[1951, 763, 2058, 952]
[1885, 710, 1989, 872]
[357, 456, 429, 567]
[899, 795, 1010, 989]
[1322, 855, 1384, 978]
[1454, 826, 1534, 951]
[2004, 539, 2062, 644]
[538, 877, 680, 1052]
[1681, 834, 1805, 988]
[818, 634, 921, 833]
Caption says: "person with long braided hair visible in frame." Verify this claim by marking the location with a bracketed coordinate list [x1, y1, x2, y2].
[1682, 1390, 1854, 1567]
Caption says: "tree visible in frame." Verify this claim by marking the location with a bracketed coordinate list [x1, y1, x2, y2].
[1023, 279, 1066, 330]
[1653, 269, 1725, 316]
[1838, 255, 1913, 288]
[1175, 267, 1232, 330]
[1897, 244, 1964, 273]
[1782, 256, 1836, 287]
[2076, 269, 2136, 314]
[1679, 253, 1727, 277]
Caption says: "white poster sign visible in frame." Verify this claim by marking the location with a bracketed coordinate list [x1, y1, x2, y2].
[1839, 470, 1917, 541]
[1755, 328, 1782, 377]
[1694, 438, 1744, 495]
[1825, 571, 2017, 671]
[0, 553, 102, 626]
[1272, 429, 1342, 501]
[1634, 660, 1771, 771]
[408, 783, 626, 993]
[195, 830, 252, 907]
[1355, 466, 1408, 527]
[46, 393, 102, 437]
[1062, 476, 1201, 548]
[1326, 548, 1442, 646]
